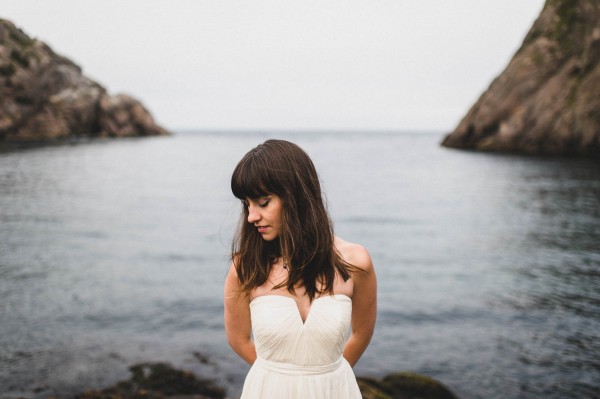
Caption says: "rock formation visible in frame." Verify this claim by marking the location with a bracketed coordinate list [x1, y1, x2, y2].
[441, 0, 600, 156]
[358, 372, 459, 399]
[43, 360, 460, 399]
[28, 360, 457, 399]
[75, 362, 226, 399]
[0, 18, 170, 142]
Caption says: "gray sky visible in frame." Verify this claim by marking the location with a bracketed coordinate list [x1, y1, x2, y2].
[2, 1, 546, 131]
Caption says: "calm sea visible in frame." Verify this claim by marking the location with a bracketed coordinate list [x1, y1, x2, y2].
[1, 131, 599, 399]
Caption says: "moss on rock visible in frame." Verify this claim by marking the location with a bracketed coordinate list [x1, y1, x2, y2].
[442, 0, 600, 156]
[76, 362, 225, 399]
[358, 372, 459, 399]
[0, 18, 170, 142]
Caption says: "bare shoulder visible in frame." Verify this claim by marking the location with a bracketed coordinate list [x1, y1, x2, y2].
[334, 236, 373, 272]
[224, 259, 242, 295]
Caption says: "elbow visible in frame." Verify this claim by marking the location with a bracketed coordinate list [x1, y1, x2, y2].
[227, 334, 252, 355]
[351, 325, 375, 349]
[226, 337, 236, 351]
[355, 331, 374, 347]
[226, 335, 256, 365]
[227, 335, 244, 353]
[225, 331, 240, 350]
[353, 322, 376, 341]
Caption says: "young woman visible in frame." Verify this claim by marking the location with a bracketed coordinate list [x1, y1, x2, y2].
[224, 139, 377, 398]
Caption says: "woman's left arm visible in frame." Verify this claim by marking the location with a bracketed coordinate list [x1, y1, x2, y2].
[343, 245, 377, 367]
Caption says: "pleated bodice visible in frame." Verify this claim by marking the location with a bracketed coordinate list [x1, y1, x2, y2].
[240, 293, 361, 398]
[249, 294, 352, 366]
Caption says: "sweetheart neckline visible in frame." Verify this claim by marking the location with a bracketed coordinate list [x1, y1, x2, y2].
[250, 294, 351, 324]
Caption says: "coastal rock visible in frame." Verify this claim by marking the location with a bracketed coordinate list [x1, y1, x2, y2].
[56, 362, 455, 399]
[75, 362, 225, 399]
[97, 94, 168, 138]
[358, 372, 459, 399]
[441, 0, 600, 156]
[0, 18, 170, 142]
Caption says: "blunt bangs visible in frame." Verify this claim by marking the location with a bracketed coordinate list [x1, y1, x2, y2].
[231, 147, 284, 200]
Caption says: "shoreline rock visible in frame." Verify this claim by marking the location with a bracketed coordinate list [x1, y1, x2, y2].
[74, 362, 226, 399]
[441, 0, 600, 157]
[38, 361, 460, 399]
[0, 19, 170, 143]
[358, 372, 459, 399]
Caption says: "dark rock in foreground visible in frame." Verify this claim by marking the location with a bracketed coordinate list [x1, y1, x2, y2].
[442, 0, 600, 157]
[0, 19, 170, 142]
[75, 362, 225, 399]
[54, 361, 458, 399]
[358, 372, 459, 399]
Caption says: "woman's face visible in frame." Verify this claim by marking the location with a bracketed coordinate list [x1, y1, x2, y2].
[245, 194, 283, 241]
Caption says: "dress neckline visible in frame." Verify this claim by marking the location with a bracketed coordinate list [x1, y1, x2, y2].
[250, 294, 351, 324]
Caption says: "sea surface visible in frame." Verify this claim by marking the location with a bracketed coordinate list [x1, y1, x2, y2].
[1, 131, 599, 399]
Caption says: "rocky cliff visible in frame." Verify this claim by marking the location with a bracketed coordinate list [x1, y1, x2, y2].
[0, 19, 169, 142]
[441, 0, 600, 156]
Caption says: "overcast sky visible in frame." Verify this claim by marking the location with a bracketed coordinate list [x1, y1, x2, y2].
[2, 1, 546, 131]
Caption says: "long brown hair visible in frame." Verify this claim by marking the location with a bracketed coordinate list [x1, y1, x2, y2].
[230, 139, 354, 300]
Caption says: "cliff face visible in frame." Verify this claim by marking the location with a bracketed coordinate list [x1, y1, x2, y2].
[441, 0, 600, 156]
[0, 19, 169, 142]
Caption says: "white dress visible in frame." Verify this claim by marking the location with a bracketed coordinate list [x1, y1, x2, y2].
[240, 294, 362, 399]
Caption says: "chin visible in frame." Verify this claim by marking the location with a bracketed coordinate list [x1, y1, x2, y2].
[261, 233, 280, 241]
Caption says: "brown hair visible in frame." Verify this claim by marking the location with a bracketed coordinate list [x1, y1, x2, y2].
[230, 139, 354, 300]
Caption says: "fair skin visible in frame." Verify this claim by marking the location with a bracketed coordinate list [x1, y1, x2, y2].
[224, 194, 377, 367]
[243, 195, 282, 242]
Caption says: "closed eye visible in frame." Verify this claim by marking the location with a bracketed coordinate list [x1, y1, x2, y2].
[242, 198, 269, 208]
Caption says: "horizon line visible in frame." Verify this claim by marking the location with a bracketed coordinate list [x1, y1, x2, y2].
[170, 128, 449, 135]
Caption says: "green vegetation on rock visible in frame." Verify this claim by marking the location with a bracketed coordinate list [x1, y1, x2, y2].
[0, 18, 170, 142]
[0, 62, 15, 76]
[9, 48, 29, 68]
[76, 362, 226, 399]
[358, 372, 459, 399]
[442, 0, 600, 156]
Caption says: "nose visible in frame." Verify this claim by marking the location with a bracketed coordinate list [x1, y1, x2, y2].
[247, 204, 260, 224]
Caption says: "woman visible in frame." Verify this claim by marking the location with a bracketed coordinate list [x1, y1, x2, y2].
[224, 139, 377, 398]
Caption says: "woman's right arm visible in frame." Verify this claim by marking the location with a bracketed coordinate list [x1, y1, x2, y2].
[224, 263, 257, 365]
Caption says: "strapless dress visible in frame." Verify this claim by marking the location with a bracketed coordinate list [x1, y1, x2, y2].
[240, 294, 362, 398]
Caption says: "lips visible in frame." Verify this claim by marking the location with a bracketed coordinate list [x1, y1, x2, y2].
[257, 226, 269, 233]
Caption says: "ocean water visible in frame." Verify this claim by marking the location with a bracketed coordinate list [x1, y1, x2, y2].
[0, 131, 599, 399]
